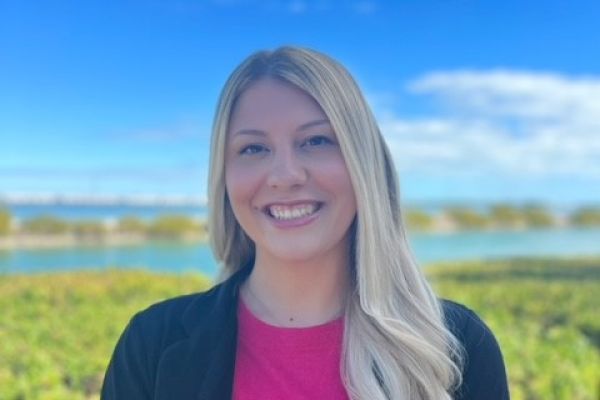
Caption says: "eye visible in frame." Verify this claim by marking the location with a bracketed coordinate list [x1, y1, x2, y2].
[239, 144, 268, 155]
[302, 135, 335, 147]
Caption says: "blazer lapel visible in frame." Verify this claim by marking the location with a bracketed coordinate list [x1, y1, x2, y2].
[154, 265, 252, 400]
[196, 307, 238, 399]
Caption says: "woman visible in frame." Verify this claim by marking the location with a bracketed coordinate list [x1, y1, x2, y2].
[102, 46, 509, 399]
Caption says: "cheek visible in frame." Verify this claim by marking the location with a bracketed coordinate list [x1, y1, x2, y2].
[225, 162, 261, 208]
[320, 157, 356, 200]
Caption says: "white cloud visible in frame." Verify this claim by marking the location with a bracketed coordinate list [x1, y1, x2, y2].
[379, 70, 600, 180]
[408, 70, 600, 124]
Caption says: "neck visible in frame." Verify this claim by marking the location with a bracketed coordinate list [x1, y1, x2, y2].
[240, 251, 351, 328]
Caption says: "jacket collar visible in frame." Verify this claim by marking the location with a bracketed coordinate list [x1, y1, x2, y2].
[155, 263, 253, 400]
[181, 263, 253, 335]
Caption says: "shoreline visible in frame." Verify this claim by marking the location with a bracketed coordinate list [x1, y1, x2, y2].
[0, 233, 207, 250]
[2, 225, 598, 251]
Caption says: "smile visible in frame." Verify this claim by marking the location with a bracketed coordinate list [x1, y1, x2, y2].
[266, 202, 322, 221]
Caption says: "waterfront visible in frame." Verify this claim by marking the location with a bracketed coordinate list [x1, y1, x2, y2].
[2, 227, 599, 276]
[1, 201, 206, 222]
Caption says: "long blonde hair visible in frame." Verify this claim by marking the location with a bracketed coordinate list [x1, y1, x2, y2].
[208, 46, 463, 399]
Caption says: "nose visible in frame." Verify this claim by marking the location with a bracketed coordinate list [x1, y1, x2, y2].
[266, 148, 308, 189]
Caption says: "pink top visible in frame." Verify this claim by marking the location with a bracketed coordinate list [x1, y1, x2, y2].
[232, 297, 349, 400]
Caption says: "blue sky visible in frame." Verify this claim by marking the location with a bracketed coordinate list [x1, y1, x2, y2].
[1, 0, 599, 206]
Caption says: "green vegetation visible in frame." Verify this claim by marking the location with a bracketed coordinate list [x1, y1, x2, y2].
[3, 203, 599, 243]
[446, 207, 489, 230]
[0, 270, 212, 400]
[521, 204, 555, 228]
[405, 209, 434, 231]
[429, 257, 599, 400]
[1, 257, 598, 399]
[489, 204, 523, 228]
[116, 215, 147, 233]
[4, 214, 208, 243]
[404, 204, 571, 232]
[0, 208, 11, 235]
[21, 215, 71, 235]
[571, 207, 600, 227]
[71, 220, 107, 238]
[148, 214, 207, 239]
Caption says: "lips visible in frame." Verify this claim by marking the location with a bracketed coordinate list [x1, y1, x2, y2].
[264, 201, 323, 221]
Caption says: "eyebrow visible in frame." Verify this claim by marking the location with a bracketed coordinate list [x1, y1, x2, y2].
[296, 119, 331, 131]
[231, 129, 266, 137]
[231, 119, 331, 137]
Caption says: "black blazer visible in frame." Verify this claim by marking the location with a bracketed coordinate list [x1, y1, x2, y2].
[101, 265, 509, 399]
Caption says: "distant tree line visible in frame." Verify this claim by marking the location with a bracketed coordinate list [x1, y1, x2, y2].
[1, 205, 600, 239]
[0, 210, 208, 241]
[404, 204, 600, 232]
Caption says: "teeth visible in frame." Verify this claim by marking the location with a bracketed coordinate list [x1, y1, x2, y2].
[269, 203, 318, 220]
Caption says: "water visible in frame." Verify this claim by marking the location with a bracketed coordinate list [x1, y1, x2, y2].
[0, 241, 219, 276]
[409, 228, 600, 264]
[3, 203, 207, 221]
[2, 228, 599, 278]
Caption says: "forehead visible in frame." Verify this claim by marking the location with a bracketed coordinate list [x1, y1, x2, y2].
[228, 78, 327, 132]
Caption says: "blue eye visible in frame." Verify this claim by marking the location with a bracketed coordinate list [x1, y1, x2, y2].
[239, 144, 268, 155]
[303, 135, 334, 147]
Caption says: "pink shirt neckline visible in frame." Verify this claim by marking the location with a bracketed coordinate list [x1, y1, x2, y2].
[237, 296, 345, 352]
[234, 296, 349, 399]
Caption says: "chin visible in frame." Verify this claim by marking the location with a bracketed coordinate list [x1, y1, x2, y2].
[260, 240, 346, 266]
[270, 250, 322, 264]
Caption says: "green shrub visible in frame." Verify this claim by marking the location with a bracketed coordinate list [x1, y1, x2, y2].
[71, 220, 107, 237]
[1, 258, 598, 399]
[21, 215, 70, 235]
[570, 207, 600, 227]
[0, 270, 212, 400]
[445, 207, 489, 230]
[428, 257, 600, 400]
[148, 214, 201, 239]
[489, 204, 523, 228]
[405, 209, 434, 231]
[521, 205, 554, 228]
[0, 208, 11, 235]
[116, 216, 147, 233]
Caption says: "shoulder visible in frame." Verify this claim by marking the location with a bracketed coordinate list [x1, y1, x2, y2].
[102, 266, 252, 399]
[441, 299, 491, 341]
[114, 265, 250, 355]
[101, 285, 224, 399]
[441, 299, 510, 400]
[130, 285, 219, 337]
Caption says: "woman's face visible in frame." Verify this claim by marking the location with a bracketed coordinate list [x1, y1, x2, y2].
[225, 78, 357, 265]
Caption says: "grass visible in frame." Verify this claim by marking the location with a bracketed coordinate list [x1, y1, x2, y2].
[429, 257, 600, 400]
[1, 257, 598, 399]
